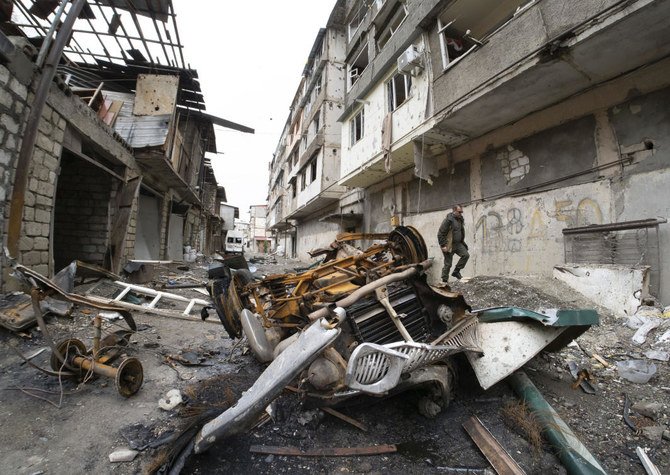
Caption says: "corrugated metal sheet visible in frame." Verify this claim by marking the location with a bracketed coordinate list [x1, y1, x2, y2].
[104, 91, 172, 149]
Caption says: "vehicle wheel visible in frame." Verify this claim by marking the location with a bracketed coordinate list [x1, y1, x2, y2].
[221, 269, 254, 338]
[389, 226, 428, 265]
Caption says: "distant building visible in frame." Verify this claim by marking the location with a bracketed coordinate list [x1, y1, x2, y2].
[267, 4, 350, 259]
[249, 205, 271, 254]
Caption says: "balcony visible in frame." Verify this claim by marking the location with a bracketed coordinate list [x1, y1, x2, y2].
[431, 0, 670, 144]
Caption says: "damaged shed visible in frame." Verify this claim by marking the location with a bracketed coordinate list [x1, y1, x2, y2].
[0, 0, 253, 291]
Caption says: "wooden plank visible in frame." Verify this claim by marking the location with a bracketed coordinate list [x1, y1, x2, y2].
[249, 444, 397, 457]
[463, 416, 526, 475]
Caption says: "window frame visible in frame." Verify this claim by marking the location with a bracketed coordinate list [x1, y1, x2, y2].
[376, 3, 408, 52]
[348, 41, 369, 88]
[437, 18, 478, 71]
[350, 108, 365, 146]
[387, 72, 412, 112]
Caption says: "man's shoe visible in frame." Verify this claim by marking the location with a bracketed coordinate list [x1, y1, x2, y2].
[451, 271, 462, 280]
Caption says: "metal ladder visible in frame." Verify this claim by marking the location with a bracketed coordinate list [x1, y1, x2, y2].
[85, 280, 210, 320]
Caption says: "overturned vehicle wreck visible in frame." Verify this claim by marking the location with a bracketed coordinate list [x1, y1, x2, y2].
[197, 226, 598, 454]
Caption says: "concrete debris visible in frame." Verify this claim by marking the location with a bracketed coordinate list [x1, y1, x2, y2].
[644, 349, 670, 361]
[158, 389, 183, 411]
[108, 448, 139, 462]
[630, 401, 663, 420]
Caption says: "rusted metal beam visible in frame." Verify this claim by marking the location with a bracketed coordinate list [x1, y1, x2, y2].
[6, 0, 87, 258]
[249, 444, 397, 457]
[462, 415, 526, 475]
[321, 407, 368, 432]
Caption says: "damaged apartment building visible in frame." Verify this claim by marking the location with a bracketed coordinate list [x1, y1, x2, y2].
[267, 0, 670, 305]
[0, 0, 251, 291]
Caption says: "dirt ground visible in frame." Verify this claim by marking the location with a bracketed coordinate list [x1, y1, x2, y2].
[0, 257, 668, 474]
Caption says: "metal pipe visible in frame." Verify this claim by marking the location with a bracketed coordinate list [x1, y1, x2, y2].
[72, 355, 118, 379]
[35, 0, 69, 68]
[507, 371, 607, 475]
[562, 218, 667, 235]
[7, 0, 87, 258]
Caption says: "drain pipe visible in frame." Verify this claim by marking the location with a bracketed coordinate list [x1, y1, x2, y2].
[507, 371, 607, 475]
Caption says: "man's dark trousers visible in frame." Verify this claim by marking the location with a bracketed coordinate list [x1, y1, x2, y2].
[441, 242, 469, 281]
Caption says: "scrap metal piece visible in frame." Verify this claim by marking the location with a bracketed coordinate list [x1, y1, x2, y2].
[346, 316, 481, 395]
[49, 338, 144, 397]
[375, 285, 414, 342]
[567, 361, 596, 394]
[345, 343, 409, 394]
[508, 371, 607, 475]
[249, 444, 397, 457]
[194, 317, 342, 454]
[467, 319, 565, 390]
[635, 446, 661, 475]
[321, 407, 368, 432]
[462, 415, 526, 475]
[9, 262, 136, 331]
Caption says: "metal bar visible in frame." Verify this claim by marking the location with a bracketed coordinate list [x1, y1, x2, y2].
[462, 415, 526, 475]
[146, 7, 170, 65]
[106, 1, 140, 61]
[161, 17, 179, 67]
[111, 281, 210, 306]
[6, 0, 87, 258]
[507, 371, 607, 475]
[168, 0, 185, 68]
[321, 407, 368, 432]
[13, 0, 89, 63]
[18, 24, 185, 48]
[81, 13, 116, 64]
[114, 286, 132, 301]
[35, 0, 68, 67]
[183, 300, 196, 315]
[248, 444, 397, 457]
[91, 0, 128, 60]
[563, 218, 666, 235]
[127, 7, 155, 64]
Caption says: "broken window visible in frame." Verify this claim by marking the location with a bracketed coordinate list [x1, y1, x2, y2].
[312, 111, 321, 136]
[348, 40, 369, 88]
[315, 75, 322, 96]
[350, 108, 365, 146]
[437, 18, 477, 70]
[348, 1, 366, 40]
[387, 72, 412, 111]
[376, 3, 408, 52]
[290, 178, 296, 198]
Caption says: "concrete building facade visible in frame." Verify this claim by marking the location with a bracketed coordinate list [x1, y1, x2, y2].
[268, 0, 670, 304]
[267, 3, 352, 259]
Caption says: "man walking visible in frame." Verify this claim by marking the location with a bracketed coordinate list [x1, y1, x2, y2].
[437, 205, 469, 282]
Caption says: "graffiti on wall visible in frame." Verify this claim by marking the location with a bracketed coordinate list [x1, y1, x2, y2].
[474, 197, 603, 254]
